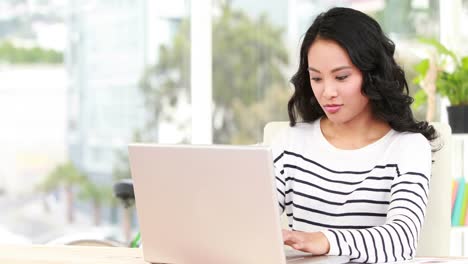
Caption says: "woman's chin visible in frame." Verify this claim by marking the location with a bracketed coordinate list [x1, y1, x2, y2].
[324, 114, 348, 125]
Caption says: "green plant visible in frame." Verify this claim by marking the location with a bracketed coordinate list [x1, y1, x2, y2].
[413, 38, 468, 108]
[0, 41, 63, 64]
[37, 161, 86, 223]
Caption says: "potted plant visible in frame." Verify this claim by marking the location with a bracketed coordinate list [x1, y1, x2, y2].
[413, 38, 468, 133]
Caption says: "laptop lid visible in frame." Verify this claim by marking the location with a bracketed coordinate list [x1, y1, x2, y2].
[129, 144, 287, 264]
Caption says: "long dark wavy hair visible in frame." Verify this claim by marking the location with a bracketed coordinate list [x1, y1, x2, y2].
[288, 7, 437, 143]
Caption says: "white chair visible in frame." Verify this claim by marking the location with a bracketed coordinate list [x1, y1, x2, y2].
[418, 122, 451, 257]
[263, 121, 452, 257]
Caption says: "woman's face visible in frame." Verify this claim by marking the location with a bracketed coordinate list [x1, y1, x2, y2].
[307, 38, 371, 125]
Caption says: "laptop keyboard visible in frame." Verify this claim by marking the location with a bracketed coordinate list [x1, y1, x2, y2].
[285, 249, 314, 260]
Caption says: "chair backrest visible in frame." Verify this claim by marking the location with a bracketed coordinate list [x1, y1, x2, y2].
[417, 122, 451, 257]
[263, 121, 452, 257]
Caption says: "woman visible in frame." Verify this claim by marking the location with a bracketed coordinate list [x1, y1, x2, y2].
[274, 7, 438, 263]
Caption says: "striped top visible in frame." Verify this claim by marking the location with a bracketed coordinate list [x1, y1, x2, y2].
[272, 119, 432, 263]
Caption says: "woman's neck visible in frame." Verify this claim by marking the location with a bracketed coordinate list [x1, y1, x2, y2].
[320, 116, 391, 150]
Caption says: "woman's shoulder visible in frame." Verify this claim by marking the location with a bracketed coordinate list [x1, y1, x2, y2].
[390, 131, 432, 175]
[286, 120, 319, 134]
[391, 130, 431, 153]
[279, 121, 318, 139]
[270, 120, 319, 147]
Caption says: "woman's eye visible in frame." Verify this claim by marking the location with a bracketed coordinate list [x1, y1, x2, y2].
[336, 75, 349, 81]
[311, 77, 322, 82]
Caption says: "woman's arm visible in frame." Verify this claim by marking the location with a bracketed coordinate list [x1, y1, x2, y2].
[274, 150, 286, 214]
[282, 137, 432, 263]
[272, 128, 289, 214]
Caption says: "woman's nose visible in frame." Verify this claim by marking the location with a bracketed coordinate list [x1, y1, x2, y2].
[322, 81, 338, 99]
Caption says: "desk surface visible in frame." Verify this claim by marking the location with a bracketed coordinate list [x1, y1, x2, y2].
[0, 244, 147, 264]
[2, 244, 468, 264]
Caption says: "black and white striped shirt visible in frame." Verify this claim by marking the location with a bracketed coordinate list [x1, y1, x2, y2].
[272, 120, 432, 263]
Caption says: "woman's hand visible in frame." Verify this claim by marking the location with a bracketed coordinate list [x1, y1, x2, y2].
[282, 229, 330, 255]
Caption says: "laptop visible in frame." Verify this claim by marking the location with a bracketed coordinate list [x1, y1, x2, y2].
[129, 144, 350, 264]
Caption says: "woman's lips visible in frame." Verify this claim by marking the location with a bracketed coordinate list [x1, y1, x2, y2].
[323, 104, 343, 114]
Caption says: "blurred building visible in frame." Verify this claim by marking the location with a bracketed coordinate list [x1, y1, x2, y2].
[66, 0, 194, 183]
[66, 0, 148, 183]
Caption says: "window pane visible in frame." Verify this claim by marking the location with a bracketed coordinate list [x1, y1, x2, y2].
[0, 0, 191, 246]
[461, 0, 468, 54]
[211, 0, 440, 145]
[212, 1, 290, 144]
